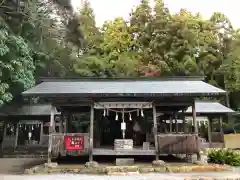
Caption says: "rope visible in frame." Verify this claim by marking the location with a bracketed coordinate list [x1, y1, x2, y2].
[94, 101, 154, 113]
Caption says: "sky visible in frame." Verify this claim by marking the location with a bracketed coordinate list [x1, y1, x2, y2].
[71, 0, 239, 28]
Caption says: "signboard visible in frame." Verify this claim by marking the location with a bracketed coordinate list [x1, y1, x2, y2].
[64, 136, 84, 151]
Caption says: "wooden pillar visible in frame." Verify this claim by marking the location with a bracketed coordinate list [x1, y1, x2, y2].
[89, 104, 94, 162]
[192, 101, 198, 134]
[63, 112, 67, 133]
[1, 121, 7, 155]
[175, 113, 178, 133]
[182, 110, 186, 133]
[169, 115, 173, 133]
[153, 104, 159, 160]
[192, 101, 200, 160]
[219, 116, 223, 134]
[48, 105, 55, 164]
[40, 121, 43, 145]
[14, 121, 19, 148]
[60, 112, 64, 133]
[207, 118, 212, 148]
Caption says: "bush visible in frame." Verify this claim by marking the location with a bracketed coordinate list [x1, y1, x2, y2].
[207, 148, 240, 166]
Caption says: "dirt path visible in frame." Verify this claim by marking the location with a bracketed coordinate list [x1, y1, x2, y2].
[0, 158, 46, 174]
[2, 172, 240, 180]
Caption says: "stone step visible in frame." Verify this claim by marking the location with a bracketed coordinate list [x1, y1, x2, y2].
[116, 158, 135, 166]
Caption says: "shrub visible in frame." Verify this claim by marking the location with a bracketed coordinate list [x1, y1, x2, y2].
[207, 148, 240, 166]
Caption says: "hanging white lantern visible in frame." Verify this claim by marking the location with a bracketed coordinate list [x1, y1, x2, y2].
[129, 112, 132, 121]
[115, 112, 118, 121]
[141, 109, 144, 117]
[31, 125, 34, 130]
[103, 109, 106, 117]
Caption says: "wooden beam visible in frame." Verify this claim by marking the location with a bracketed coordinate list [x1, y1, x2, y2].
[14, 121, 19, 148]
[48, 105, 55, 164]
[155, 102, 192, 106]
[153, 104, 159, 160]
[89, 104, 94, 162]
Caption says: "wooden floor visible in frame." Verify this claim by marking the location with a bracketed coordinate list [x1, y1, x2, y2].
[93, 147, 156, 156]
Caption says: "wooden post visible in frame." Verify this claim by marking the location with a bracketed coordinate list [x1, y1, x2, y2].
[153, 104, 159, 160]
[175, 113, 178, 133]
[40, 121, 43, 145]
[207, 118, 212, 148]
[89, 103, 94, 162]
[64, 112, 67, 133]
[219, 116, 223, 134]
[192, 101, 198, 134]
[60, 113, 64, 133]
[169, 115, 173, 133]
[192, 101, 200, 160]
[48, 105, 55, 164]
[1, 121, 7, 156]
[14, 121, 19, 148]
[182, 110, 186, 133]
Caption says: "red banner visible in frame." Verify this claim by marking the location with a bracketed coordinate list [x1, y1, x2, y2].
[64, 135, 84, 151]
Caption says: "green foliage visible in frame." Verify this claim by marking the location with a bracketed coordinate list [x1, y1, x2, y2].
[207, 148, 240, 166]
[0, 0, 239, 111]
[0, 19, 35, 105]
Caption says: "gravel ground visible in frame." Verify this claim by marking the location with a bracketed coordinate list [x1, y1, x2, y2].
[2, 172, 240, 180]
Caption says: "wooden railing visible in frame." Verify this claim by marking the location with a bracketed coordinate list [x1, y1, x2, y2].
[51, 133, 89, 157]
[157, 134, 200, 154]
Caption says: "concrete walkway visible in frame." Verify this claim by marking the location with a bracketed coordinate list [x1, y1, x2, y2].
[1, 172, 240, 180]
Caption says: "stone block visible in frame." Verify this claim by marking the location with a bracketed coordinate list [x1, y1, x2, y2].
[116, 158, 135, 166]
[44, 162, 58, 168]
[152, 160, 165, 167]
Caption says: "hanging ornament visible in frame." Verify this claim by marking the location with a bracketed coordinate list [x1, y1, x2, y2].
[141, 109, 144, 117]
[137, 109, 139, 116]
[103, 109, 106, 117]
[129, 112, 132, 121]
[10, 125, 14, 132]
[24, 125, 26, 130]
[19, 124, 21, 128]
[115, 112, 118, 121]
[106, 109, 109, 116]
[31, 125, 34, 130]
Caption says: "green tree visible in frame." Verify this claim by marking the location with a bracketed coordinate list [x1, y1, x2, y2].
[0, 21, 35, 105]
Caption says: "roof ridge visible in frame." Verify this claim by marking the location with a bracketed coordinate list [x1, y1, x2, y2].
[39, 76, 205, 82]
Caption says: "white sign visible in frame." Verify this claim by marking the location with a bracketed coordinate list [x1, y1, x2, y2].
[28, 132, 32, 139]
[121, 122, 126, 130]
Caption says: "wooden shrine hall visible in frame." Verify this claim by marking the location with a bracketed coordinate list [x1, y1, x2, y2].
[11, 77, 234, 162]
